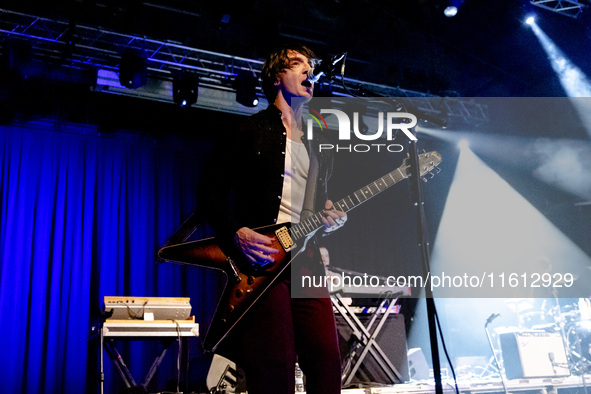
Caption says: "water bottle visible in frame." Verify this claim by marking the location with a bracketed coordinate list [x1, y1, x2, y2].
[295, 362, 305, 392]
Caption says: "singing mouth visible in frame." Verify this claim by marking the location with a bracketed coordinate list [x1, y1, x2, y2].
[301, 80, 312, 88]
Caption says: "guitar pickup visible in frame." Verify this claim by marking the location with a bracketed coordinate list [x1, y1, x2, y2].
[275, 226, 296, 252]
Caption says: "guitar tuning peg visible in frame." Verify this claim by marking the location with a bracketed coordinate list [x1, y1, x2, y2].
[429, 171, 435, 178]
[421, 176, 428, 183]
[422, 149, 427, 154]
[435, 166, 441, 173]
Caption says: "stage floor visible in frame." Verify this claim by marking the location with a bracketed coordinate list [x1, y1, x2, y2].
[340, 374, 591, 394]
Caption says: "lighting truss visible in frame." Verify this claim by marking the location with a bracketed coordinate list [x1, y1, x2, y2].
[0, 7, 488, 124]
[0, 8, 260, 89]
[530, 0, 589, 18]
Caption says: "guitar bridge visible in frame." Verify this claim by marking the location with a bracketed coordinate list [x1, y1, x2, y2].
[225, 257, 241, 283]
[275, 226, 296, 252]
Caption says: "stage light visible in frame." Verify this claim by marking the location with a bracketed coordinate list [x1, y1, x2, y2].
[172, 71, 199, 108]
[234, 70, 259, 107]
[525, 16, 535, 25]
[119, 48, 147, 89]
[444, 6, 458, 17]
[443, 0, 463, 17]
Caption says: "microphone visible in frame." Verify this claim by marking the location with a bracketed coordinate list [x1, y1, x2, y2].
[307, 52, 347, 83]
[485, 313, 500, 327]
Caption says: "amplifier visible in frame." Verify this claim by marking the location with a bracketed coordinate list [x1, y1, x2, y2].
[104, 296, 192, 321]
[499, 331, 570, 379]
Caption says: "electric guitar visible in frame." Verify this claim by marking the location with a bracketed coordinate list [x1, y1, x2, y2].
[158, 150, 442, 351]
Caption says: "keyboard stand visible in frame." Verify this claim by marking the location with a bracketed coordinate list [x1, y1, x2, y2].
[100, 319, 199, 393]
[331, 293, 404, 386]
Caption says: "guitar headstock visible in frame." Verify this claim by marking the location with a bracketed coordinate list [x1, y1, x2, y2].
[401, 150, 442, 181]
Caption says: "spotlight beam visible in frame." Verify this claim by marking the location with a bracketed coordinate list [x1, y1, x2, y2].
[430, 145, 591, 298]
[527, 18, 591, 97]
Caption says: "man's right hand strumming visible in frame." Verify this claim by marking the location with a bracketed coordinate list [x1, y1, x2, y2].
[234, 227, 279, 265]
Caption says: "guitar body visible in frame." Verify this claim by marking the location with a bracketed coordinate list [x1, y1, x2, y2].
[158, 150, 442, 352]
[158, 223, 298, 352]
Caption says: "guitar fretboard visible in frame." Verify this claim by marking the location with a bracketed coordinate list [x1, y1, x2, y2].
[289, 164, 410, 242]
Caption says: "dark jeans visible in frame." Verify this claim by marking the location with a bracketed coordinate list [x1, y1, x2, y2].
[224, 279, 342, 394]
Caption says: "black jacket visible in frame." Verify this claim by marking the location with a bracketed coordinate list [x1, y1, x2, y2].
[202, 104, 333, 241]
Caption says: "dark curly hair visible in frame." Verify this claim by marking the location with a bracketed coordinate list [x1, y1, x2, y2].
[261, 45, 317, 103]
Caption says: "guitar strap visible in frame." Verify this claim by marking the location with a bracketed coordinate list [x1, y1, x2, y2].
[156, 210, 201, 254]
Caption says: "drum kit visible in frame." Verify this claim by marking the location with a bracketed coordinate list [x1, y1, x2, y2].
[499, 297, 591, 375]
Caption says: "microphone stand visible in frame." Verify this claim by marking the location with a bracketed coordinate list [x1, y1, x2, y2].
[333, 71, 448, 393]
[484, 315, 509, 394]
[407, 138, 443, 394]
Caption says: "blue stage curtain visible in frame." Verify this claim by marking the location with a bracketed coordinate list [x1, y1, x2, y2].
[0, 123, 218, 393]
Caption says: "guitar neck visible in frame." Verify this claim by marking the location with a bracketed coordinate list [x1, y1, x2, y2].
[290, 164, 409, 242]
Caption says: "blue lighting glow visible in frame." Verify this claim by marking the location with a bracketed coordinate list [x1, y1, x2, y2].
[0, 123, 216, 392]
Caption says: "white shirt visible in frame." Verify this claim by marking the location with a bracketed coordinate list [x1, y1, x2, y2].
[277, 138, 310, 223]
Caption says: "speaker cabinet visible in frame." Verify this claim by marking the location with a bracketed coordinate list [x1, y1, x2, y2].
[336, 313, 409, 384]
[499, 331, 570, 379]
